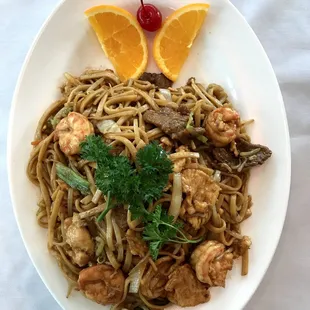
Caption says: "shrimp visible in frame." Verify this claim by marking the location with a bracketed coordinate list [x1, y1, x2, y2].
[190, 240, 233, 287]
[180, 169, 221, 230]
[78, 264, 125, 305]
[55, 112, 94, 155]
[205, 107, 240, 147]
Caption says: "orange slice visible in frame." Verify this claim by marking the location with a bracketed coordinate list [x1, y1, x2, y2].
[85, 5, 148, 81]
[153, 3, 210, 81]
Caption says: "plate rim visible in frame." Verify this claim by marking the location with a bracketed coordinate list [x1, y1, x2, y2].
[7, 0, 291, 309]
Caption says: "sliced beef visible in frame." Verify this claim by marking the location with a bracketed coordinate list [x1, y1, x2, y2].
[203, 138, 272, 172]
[143, 107, 189, 139]
[139, 72, 173, 89]
[187, 126, 206, 136]
[144, 106, 209, 146]
[143, 106, 206, 144]
[177, 104, 190, 115]
[236, 138, 272, 168]
[212, 147, 239, 167]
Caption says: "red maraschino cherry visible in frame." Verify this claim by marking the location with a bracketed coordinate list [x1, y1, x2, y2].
[137, 0, 162, 32]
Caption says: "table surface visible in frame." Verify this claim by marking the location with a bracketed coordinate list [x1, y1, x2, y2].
[1, 0, 309, 309]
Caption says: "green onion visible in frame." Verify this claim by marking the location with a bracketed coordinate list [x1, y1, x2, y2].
[96, 191, 116, 222]
[56, 163, 90, 195]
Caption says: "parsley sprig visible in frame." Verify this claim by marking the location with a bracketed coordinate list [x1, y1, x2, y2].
[80, 135, 201, 259]
[80, 135, 172, 209]
[134, 205, 202, 259]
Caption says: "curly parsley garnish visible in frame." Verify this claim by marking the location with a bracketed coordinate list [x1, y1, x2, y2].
[135, 205, 202, 259]
[80, 135, 200, 259]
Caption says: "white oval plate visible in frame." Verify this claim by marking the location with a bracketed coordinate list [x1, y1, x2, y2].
[8, 0, 291, 309]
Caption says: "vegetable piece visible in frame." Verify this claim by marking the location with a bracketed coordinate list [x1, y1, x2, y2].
[80, 135, 172, 210]
[80, 135, 194, 257]
[158, 88, 172, 101]
[136, 142, 173, 204]
[213, 170, 221, 183]
[96, 120, 121, 134]
[140, 205, 202, 260]
[129, 269, 141, 293]
[51, 107, 72, 128]
[95, 236, 105, 258]
[56, 163, 90, 195]
[81, 135, 137, 208]
[31, 139, 41, 146]
[128, 255, 149, 294]
[149, 241, 162, 262]
[196, 134, 208, 144]
[169, 173, 182, 221]
[80, 135, 112, 165]
[95, 156, 140, 207]
[96, 192, 116, 222]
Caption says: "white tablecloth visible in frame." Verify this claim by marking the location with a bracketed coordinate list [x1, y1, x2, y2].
[1, 0, 309, 309]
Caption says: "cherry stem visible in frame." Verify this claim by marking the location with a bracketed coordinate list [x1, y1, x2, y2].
[140, 0, 150, 18]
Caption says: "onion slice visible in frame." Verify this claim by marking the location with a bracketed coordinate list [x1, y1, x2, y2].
[97, 119, 121, 134]
[129, 268, 141, 293]
[213, 170, 221, 183]
[159, 88, 172, 101]
[169, 173, 182, 221]
[128, 255, 149, 294]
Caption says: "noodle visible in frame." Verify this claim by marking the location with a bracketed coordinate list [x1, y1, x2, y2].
[242, 249, 249, 276]
[112, 217, 124, 263]
[105, 210, 115, 251]
[27, 69, 269, 309]
[168, 173, 182, 221]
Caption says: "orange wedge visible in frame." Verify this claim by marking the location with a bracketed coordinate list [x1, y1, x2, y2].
[153, 3, 210, 81]
[85, 5, 148, 81]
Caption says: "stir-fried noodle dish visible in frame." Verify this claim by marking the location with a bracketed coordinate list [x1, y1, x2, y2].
[27, 69, 272, 309]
